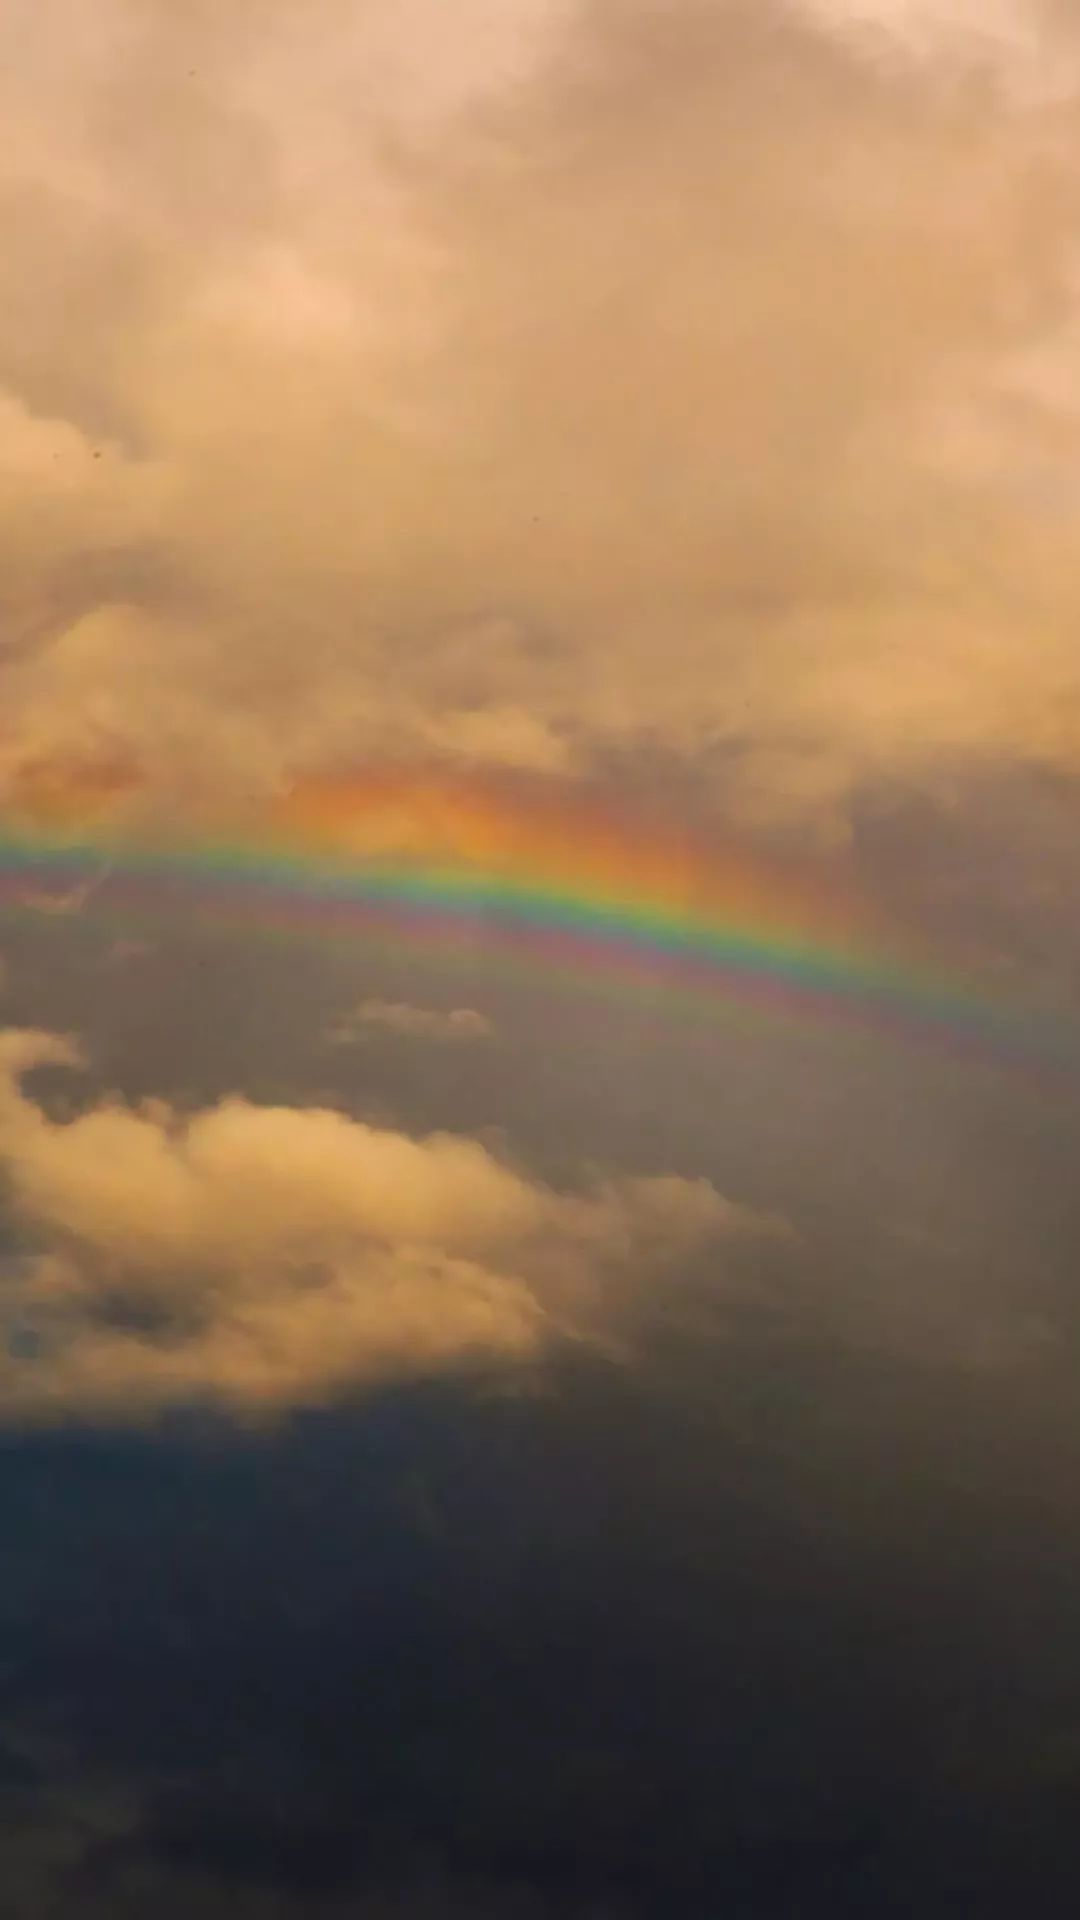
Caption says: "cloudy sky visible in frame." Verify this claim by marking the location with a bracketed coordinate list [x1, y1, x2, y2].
[3, 1, 1080, 1912]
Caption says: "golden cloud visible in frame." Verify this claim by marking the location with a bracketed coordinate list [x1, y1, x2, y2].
[2, 1, 1080, 843]
[0, 1029, 753, 1421]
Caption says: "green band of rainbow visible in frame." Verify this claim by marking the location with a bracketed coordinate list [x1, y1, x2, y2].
[0, 823, 1066, 1073]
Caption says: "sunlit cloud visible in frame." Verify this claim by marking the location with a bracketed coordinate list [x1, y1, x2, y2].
[0, 1, 1078, 850]
[0, 1028, 756, 1420]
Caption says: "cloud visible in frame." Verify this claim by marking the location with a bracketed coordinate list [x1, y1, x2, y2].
[792, 0, 1067, 76]
[1, 1, 1080, 844]
[0, 1028, 750, 1421]
[15, 868, 111, 916]
[327, 999, 494, 1045]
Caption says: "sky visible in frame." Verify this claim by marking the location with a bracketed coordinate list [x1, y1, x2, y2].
[3, 0, 1080, 1912]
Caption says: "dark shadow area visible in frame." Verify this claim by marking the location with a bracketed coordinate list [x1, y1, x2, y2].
[4, 1320, 1080, 1914]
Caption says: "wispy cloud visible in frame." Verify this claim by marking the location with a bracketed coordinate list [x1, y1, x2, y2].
[327, 999, 494, 1046]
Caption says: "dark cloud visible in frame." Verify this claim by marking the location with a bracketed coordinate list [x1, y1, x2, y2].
[4, 1330, 1080, 1914]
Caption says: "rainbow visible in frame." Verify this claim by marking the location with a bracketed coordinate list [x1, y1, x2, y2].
[0, 769, 1066, 1070]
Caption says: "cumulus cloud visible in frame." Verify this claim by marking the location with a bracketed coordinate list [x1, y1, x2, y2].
[327, 999, 494, 1045]
[0, 1029, 751, 1421]
[2, 1, 1080, 843]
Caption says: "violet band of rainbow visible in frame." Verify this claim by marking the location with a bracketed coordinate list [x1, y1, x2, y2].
[0, 824, 1067, 1071]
